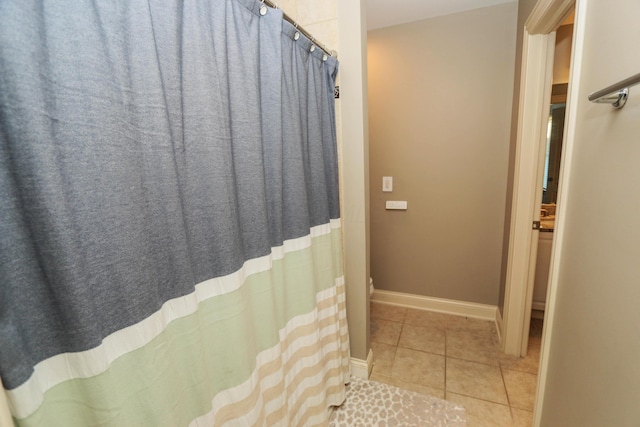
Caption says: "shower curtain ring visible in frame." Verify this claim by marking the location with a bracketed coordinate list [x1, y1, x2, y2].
[259, 0, 267, 15]
[293, 22, 300, 40]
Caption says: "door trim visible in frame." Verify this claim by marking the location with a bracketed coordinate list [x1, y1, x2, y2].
[502, 31, 555, 357]
[502, 0, 575, 357]
[533, 1, 584, 424]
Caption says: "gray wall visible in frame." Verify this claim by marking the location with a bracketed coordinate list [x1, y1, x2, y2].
[337, 0, 371, 362]
[367, 3, 517, 305]
[498, 0, 539, 315]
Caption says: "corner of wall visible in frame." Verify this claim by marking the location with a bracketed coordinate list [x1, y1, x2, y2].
[337, 0, 371, 362]
[499, 0, 541, 317]
[350, 348, 374, 379]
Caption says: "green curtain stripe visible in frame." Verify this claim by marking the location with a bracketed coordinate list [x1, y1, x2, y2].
[14, 229, 344, 427]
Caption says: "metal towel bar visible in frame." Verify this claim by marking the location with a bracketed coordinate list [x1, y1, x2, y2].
[588, 72, 640, 109]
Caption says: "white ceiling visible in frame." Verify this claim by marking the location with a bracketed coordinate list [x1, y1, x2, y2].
[366, 0, 517, 31]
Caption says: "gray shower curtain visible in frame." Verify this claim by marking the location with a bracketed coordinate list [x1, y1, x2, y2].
[0, 0, 349, 425]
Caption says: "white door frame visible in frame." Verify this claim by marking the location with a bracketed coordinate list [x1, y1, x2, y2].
[502, 0, 575, 356]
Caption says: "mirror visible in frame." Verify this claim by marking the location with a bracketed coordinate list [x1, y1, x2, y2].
[542, 84, 567, 205]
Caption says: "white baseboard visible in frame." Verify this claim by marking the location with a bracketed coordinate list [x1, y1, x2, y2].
[495, 306, 504, 344]
[371, 289, 501, 339]
[532, 300, 546, 312]
[350, 348, 373, 379]
[372, 289, 498, 321]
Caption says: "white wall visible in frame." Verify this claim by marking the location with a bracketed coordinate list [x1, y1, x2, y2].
[277, 0, 338, 54]
[538, 0, 640, 424]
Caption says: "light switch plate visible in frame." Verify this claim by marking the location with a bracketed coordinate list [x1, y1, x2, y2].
[385, 201, 407, 210]
[382, 176, 393, 192]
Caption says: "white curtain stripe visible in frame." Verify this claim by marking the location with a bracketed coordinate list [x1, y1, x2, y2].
[7, 222, 341, 420]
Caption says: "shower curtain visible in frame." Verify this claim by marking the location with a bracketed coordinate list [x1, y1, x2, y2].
[0, 0, 349, 426]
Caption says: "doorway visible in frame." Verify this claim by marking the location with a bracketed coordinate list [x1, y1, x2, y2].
[532, 18, 573, 323]
[501, 0, 576, 358]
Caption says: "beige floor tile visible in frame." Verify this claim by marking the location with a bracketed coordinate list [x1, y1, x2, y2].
[511, 408, 534, 427]
[367, 303, 542, 425]
[528, 337, 541, 352]
[390, 347, 445, 390]
[446, 393, 513, 427]
[499, 346, 540, 375]
[404, 308, 449, 329]
[502, 369, 537, 411]
[446, 329, 500, 365]
[446, 315, 496, 335]
[446, 358, 508, 405]
[371, 318, 402, 346]
[371, 341, 396, 377]
[369, 373, 445, 400]
[371, 301, 407, 323]
[398, 323, 446, 355]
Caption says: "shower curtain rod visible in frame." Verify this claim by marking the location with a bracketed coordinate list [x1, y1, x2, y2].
[261, 0, 337, 58]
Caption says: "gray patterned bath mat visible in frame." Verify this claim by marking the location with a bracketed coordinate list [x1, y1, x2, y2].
[330, 377, 466, 426]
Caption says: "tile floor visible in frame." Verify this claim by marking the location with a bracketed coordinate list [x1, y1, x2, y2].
[370, 301, 543, 427]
